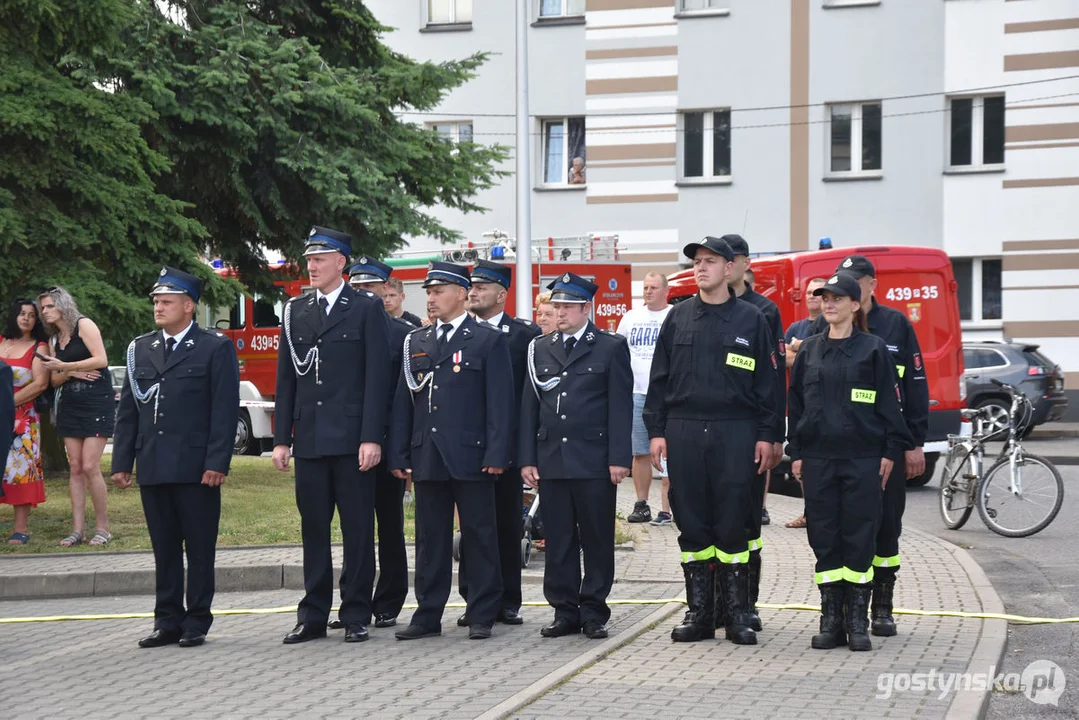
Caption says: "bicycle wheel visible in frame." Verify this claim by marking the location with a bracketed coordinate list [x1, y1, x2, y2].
[977, 453, 1064, 538]
[939, 444, 975, 530]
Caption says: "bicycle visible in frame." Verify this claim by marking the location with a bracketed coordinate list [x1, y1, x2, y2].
[939, 378, 1064, 537]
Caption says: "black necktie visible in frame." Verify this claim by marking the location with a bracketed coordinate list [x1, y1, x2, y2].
[564, 336, 577, 354]
[164, 337, 176, 361]
[318, 297, 329, 329]
[438, 324, 451, 351]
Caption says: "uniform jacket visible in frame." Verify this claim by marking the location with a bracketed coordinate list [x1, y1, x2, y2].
[112, 324, 240, 484]
[787, 328, 913, 462]
[480, 312, 541, 466]
[644, 294, 780, 443]
[806, 301, 929, 445]
[737, 285, 787, 441]
[273, 284, 391, 458]
[384, 315, 412, 441]
[389, 315, 515, 481]
[518, 322, 634, 478]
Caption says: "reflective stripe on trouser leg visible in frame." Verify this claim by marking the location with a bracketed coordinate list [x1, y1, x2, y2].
[681, 546, 716, 564]
[843, 566, 874, 585]
[814, 567, 844, 585]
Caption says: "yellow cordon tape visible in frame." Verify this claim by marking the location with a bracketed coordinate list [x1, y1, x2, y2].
[1, 600, 1077, 625]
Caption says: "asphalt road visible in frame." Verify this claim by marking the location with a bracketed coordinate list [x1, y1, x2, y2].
[903, 447, 1079, 719]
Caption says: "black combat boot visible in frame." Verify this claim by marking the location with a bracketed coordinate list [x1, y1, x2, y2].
[716, 564, 757, 645]
[811, 583, 847, 649]
[845, 582, 873, 651]
[714, 566, 729, 629]
[871, 572, 897, 637]
[671, 561, 716, 642]
[747, 549, 763, 632]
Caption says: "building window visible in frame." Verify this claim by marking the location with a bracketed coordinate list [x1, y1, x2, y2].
[949, 95, 1005, 168]
[828, 102, 882, 174]
[429, 121, 474, 144]
[541, 117, 586, 186]
[539, 0, 585, 17]
[953, 258, 1002, 323]
[679, 110, 731, 180]
[678, 0, 727, 10]
[427, 0, 471, 25]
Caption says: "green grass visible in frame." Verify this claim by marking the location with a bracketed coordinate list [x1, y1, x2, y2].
[0, 455, 416, 553]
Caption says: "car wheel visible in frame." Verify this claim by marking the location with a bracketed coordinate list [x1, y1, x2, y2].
[975, 398, 1010, 437]
[234, 410, 259, 456]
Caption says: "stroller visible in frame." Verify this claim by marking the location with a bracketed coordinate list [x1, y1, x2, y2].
[451, 482, 544, 569]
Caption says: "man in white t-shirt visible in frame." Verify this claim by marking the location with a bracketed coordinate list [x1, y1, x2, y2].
[617, 272, 673, 525]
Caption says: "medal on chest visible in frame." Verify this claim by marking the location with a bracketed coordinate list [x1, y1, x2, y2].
[452, 350, 462, 373]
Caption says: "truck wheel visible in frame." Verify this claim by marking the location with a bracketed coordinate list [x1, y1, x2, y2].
[906, 452, 939, 487]
[234, 410, 259, 456]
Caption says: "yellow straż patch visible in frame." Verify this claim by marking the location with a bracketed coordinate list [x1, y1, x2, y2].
[726, 353, 755, 371]
[851, 388, 877, 403]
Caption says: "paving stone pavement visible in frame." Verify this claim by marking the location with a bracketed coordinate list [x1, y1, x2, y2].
[0, 481, 1000, 719]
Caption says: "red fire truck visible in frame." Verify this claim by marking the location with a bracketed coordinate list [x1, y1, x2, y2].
[207, 236, 632, 454]
[667, 245, 967, 487]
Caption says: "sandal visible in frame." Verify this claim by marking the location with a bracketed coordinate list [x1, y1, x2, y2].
[88, 529, 113, 546]
[785, 515, 808, 529]
[7, 532, 30, 545]
[59, 531, 83, 547]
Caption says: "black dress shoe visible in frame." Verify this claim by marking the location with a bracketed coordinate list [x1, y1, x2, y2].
[344, 623, 369, 643]
[497, 608, 524, 625]
[283, 623, 327, 645]
[468, 624, 492, 640]
[373, 614, 397, 629]
[138, 628, 181, 648]
[582, 621, 608, 640]
[456, 612, 469, 628]
[178, 629, 206, 648]
[327, 618, 344, 630]
[395, 624, 442, 641]
[540, 618, 580, 638]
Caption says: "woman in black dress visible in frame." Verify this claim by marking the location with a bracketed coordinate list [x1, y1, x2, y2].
[37, 287, 113, 547]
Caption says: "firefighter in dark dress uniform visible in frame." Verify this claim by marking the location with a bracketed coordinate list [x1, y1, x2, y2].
[722, 234, 785, 632]
[787, 272, 913, 651]
[112, 267, 240, 648]
[455, 259, 541, 627]
[324, 257, 412, 631]
[644, 237, 780, 646]
[271, 227, 392, 645]
[389, 261, 515, 641]
[519, 273, 633, 640]
[799, 255, 930, 637]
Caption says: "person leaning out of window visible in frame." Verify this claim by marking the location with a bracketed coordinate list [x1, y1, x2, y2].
[0, 299, 52, 544]
[36, 286, 114, 547]
[786, 273, 912, 653]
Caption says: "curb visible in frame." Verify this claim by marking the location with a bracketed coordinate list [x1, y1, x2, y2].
[474, 600, 684, 720]
[0, 566, 547, 601]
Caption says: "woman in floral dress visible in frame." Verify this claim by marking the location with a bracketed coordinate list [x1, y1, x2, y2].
[1, 300, 51, 544]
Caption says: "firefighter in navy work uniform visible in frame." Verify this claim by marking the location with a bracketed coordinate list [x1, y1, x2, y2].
[644, 237, 780, 646]
[323, 257, 412, 631]
[112, 267, 240, 648]
[520, 273, 632, 640]
[787, 272, 913, 651]
[722, 233, 785, 633]
[389, 261, 515, 641]
[799, 254, 930, 637]
[271, 226, 392, 645]
[455, 259, 541, 627]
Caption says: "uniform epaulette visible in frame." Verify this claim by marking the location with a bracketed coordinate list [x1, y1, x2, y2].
[520, 319, 533, 326]
[407, 325, 429, 336]
[135, 330, 156, 341]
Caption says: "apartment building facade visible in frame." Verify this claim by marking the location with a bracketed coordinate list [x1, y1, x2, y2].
[367, 0, 1079, 384]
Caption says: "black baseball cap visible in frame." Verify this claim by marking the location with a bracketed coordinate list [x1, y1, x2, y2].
[835, 254, 875, 278]
[813, 273, 862, 302]
[683, 236, 734, 262]
[721, 234, 750, 257]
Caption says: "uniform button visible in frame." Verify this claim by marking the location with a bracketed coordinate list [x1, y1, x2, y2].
[317, 401, 323, 406]
[317, 339, 323, 345]
[158, 430, 164, 436]
[436, 365, 441, 370]
[433, 385, 439, 390]
[317, 380, 323, 385]
[562, 437, 568, 443]
[560, 415, 566, 420]
[158, 412, 164, 418]
[561, 392, 567, 397]
[433, 406, 438, 411]
[562, 372, 568, 377]
[432, 427, 437, 433]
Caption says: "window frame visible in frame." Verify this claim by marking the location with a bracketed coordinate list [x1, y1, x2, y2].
[675, 0, 731, 17]
[536, 0, 585, 20]
[677, 108, 733, 185]
[945, 94, 1006, 173]
[825, 100, 883, 179]
[954, 257, 1004, 327]
[538, 116, 587, 189]
[423, 0, 472, 30]
[428, 120, 474, 144]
